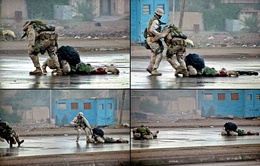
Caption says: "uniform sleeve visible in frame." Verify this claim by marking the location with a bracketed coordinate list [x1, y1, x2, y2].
[70, 117, 77, 125]
[27, 25, 36, 46]
[149, 20, 160, 36]
[83, 118, 91, 128]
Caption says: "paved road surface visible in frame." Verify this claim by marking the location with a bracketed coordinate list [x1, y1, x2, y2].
[0, 134, 130, 157]
[131, 127, 260, 150]
[0, 53, 130, 89]
[131, 58, 260, 89]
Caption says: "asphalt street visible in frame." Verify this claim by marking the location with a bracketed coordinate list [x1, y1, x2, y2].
[131, 127, 260, 150]
[131, 58, 260, 89]
[0, 53, 130, 89]
[0, 127, 259, 165]
[1, 127, 259, 157]
[0, 134, 130, 157]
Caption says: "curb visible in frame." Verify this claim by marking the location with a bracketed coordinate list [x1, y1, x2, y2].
[131, 153, 260, 165]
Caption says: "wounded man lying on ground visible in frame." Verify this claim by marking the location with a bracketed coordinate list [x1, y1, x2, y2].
[87, 128, 129, 144]
[221, 122, 259, 136]
[132, 125, 159, 140]
[42, 45, 120, 75]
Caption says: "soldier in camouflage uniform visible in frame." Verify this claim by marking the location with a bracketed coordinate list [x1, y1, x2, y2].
[164, 25, 189, 77]
[0, 119, 24, 147]
[132, 125, 159, 140]
[70, 112, 92, 143]
[145, 8, 169, 76]
[22, 20, 61, 75]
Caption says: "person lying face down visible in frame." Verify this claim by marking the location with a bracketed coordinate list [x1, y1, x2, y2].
[42, 57, 71, 75]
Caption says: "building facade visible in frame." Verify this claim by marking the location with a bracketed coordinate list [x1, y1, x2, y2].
[54, 98, 115, 126]
[131, 0, 169, 43]
[199, 90, 260, 118]
[1, 0, 129, 21]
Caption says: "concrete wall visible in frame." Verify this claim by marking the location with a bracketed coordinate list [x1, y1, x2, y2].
[178, 97, 196, 113]
[17, 107, 49, 122]
[170, 12, 204, 31]
[111, 0, 129, 15]
[131, 96, 141, 112]
[115, 110, 130, 123]
[1, 0, 28, 19]
[1, 0, 129, 20]
[140, 96, 159, 104]
[1, 106, 13, 114]
[32, 107, 49, 121]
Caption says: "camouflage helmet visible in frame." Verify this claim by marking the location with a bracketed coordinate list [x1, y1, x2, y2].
[155, 8, 164, 16]
[23, 21, 32, 31]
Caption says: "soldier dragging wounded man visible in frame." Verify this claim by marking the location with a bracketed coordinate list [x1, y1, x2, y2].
[71, 112, 128, 144]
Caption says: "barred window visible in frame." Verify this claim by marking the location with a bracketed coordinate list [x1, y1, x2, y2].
[231, 93, 239, 101]
[83, 102, 91, 110]
[218, 93, 225, 101]
[256, 94, 260, 100]
[143, 5, 150, 14]
[157, 4, 165, 11]
[107, 103, 112, 109]
[71, 103, 78, 110]
[58, 103, 66, 110]
[204, 93, 213, 101]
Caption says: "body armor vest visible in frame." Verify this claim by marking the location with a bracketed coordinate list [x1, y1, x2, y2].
[147, 17, 162, 37]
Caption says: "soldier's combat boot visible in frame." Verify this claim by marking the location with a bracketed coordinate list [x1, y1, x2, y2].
[146, 66, 152, 74]
[18, 140, 24, 147]
[29, 67, 42, 75]
[175, 67, 182, 77]
[151, 69, 162, 76]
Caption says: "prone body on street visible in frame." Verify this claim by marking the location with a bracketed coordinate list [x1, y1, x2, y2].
[221, 122, 259, 136]
[88, 128, 129, 144]
[132, 125, 159, 140]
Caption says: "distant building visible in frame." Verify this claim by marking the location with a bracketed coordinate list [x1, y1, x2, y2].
[17, 107, 49, 122]
[199, 90, 260, 118]
[54, 98, 115, 126]
[0, 0, 129, 21]
[1, 105, 13, 114]
[131, 95, 196, 114]
[222, 0, 260, 30]
[131, 0, 169, 43]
